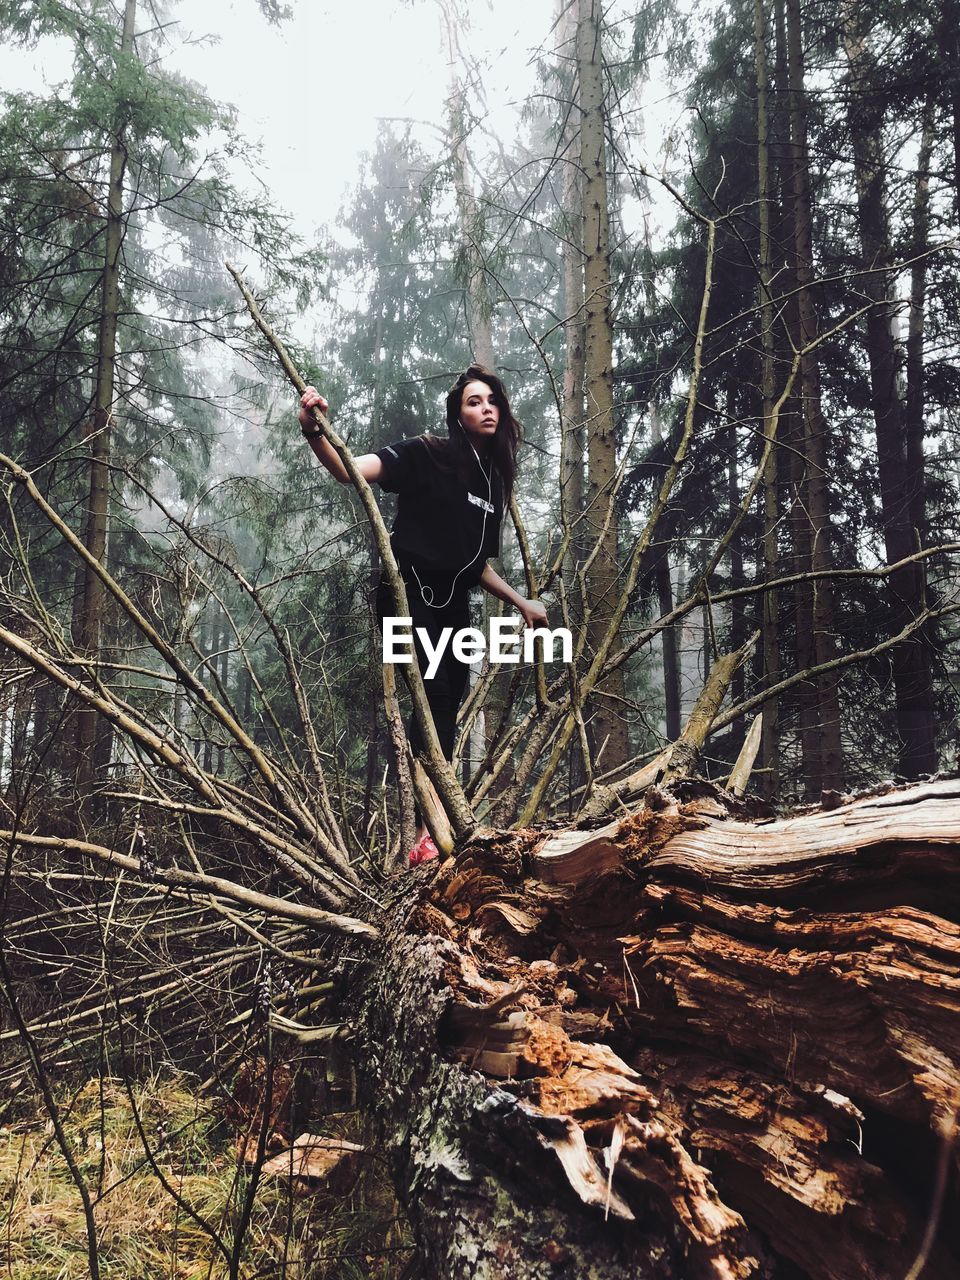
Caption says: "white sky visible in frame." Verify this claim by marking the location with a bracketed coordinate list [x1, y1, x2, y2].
[0, 0, 687, 241]
[0, 0, 560, 238]
[176, 0, 559, 238]
[0, 0, 686, 379]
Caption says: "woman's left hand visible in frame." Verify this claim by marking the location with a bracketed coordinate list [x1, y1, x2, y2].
[518, 598, 548, 629]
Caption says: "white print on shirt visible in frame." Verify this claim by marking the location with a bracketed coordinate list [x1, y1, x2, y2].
[467, 492, 495, 514]
[382, 616, 573, 679]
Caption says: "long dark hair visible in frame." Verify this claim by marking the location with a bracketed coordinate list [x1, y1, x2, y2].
[437, 364, 521, 503]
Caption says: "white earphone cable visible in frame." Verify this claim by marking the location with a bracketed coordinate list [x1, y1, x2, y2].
[412, 424, 492, 610]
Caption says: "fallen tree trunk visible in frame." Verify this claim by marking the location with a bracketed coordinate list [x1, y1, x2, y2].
[344, 778, 960, 1279]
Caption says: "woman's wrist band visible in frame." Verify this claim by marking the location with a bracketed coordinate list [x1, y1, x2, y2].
[301, 422, 324, 439]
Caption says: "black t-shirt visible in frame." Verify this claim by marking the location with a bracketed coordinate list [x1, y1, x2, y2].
[375, 435, 503, 586]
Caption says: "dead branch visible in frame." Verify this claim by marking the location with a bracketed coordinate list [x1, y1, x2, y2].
[0, 448, 357, 883]
[225, 262, 477, 842]
[1, 830, 377, 937]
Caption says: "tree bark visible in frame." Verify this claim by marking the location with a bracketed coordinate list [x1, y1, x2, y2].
[440, 0, 496, 369]
[363, 284, 388, 833]
[655, 558, 682, 742]
[577, 0, 628, 770]
[346, 778, 960, 1279]
[726, 421, 747, 760]
[755, 0, 780, 799]
[73, 0, 137, 791]
[561, 81, 586, 603]
[905, 113, 934, 549]
[939, 0, 960, 221]
[650, 407, 682, 743]
[841, 0, 937, 778]
[772, 0, 815, 795]
[783, 0, 844, 795]
[201, 603, 215, 776]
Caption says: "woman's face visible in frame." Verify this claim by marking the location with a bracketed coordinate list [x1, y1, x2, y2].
[458, 379, 500, 449]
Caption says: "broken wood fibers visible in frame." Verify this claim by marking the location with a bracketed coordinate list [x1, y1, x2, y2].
[422, 779, 960, 1280]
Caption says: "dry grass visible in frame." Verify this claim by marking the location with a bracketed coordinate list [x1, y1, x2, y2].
[0, 1072, 412, 1279]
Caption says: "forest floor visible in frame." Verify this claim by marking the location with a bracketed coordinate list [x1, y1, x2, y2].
[0, 1070, 412, 1279]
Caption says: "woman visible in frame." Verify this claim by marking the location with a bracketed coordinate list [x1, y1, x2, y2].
[298, 364, 546, 863]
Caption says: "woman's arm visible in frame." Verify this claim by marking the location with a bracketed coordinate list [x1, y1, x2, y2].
[478, 563, 548, 629]
[299, 386, 384, 485]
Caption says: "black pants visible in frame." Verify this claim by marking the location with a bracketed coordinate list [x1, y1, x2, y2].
[376, 564, 471, 763]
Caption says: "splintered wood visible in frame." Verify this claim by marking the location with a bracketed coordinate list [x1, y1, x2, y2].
[430, 779, 960, 1280]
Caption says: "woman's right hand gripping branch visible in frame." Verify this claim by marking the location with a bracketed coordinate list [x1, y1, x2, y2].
[298, 385, 329, 432]
[298, 386, 383, 486]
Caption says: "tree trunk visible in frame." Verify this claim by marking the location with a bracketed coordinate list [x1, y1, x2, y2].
[905, 113, 934, 548]
[655, 558, 682, 742]
[201, 604, 215, 776]
[939, 0, 960, 220]
[0, 687, 8, 788]
[346, 778, 960, 1278]
[559, 64, 589, 791]
[649, 406, 682, 743]
[726, 419, 746, 761]
[772, 0, 815, 795]
[73, 0, 136, 792]
[783, 0, 844, 795]
[561, 82, 586, 604]
[440, 0, 496, 369]
[364, 287, 388, 831]
[841, 0, 937, 778]
[755, 0, 780, 799]
[577, 0, 628, 770]
[438, 1, 505, 769]
[215, 606, 230, 776]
